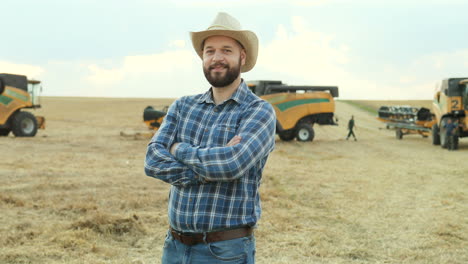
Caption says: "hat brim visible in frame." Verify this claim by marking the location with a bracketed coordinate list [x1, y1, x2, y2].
[190, 30, 258, 73]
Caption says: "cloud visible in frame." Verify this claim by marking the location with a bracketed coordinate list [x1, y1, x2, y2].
[290, 0, 332, 6]
[259, 16, 350, 75]
[0, 61, 45, 79]
[86, 64, 124, 86]
[169, 0, 331, 7]
[253, 15, 468, 100]
[170, 40, 187, 49]
[255, 16, 369, 98]
[26, 14, 468, 100]
[408, 49, 468, 78]
[78, 49, 208, 98]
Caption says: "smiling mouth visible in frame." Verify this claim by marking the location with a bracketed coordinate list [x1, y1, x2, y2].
[209, 64, 228, 71]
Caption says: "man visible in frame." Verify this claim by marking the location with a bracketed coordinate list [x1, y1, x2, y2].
[145, 12, 276, 264]
[346, 115, 357, 141]
[444, 118, 457, 150]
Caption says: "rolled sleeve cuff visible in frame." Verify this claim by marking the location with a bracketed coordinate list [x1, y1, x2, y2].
[174, 143, 207, 183]
[174, 142, 194, 161]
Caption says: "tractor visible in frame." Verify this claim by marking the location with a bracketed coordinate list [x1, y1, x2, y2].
[0, 73, 45, 137]
[142, 80, 339, 142]
[431, 78, 468, 149]
[247, 80, 338, 142]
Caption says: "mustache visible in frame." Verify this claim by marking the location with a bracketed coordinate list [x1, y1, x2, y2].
[209, 63, 228, 70]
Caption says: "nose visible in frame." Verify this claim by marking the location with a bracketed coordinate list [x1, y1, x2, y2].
[212, 50, 225, 62]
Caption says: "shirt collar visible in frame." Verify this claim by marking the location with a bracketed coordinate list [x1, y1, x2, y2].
[197, 80, 249, 105]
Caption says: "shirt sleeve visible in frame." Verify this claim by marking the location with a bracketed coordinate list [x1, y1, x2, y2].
[173, 100, 276, 182]
[144, 98, 200, 187]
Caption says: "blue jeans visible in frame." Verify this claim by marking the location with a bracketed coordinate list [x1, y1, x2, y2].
[161, 229, 256, 264]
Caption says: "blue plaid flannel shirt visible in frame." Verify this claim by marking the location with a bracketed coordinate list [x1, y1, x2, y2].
[145, 81, 276, 232]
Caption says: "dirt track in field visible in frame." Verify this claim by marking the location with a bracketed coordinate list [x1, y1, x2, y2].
[1, 97, 467, 264]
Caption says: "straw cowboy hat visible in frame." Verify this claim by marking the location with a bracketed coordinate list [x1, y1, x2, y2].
[190, 12, 259, 73]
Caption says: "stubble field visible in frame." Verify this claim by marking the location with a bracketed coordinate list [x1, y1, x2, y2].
[1, 97, 467, 264]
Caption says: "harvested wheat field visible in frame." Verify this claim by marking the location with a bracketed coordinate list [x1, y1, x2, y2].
[1, 97, 467, 264]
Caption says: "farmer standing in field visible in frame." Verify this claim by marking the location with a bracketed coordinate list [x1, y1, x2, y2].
[444, 118, 457, 150]
[145, 12, 276, 264]
[346, 115, 357, 141]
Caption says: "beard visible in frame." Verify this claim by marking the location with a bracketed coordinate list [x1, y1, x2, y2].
[203, 57, 241, 88]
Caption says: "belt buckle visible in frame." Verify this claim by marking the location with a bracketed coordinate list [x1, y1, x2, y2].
[182, 234, 196, 245]
[174, 230, 197, 246]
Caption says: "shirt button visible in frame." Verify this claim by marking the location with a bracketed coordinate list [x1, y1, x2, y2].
[213, 108, 218, 112]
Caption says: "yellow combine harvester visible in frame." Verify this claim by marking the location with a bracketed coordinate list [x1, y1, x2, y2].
[143, 105, 168, 131]
[247, 80, 338, 141]
[141, 80, 338, 142]
[377, 77, 468, 148]
[0, 73, 45, 137]
[431, 78, 468, 149]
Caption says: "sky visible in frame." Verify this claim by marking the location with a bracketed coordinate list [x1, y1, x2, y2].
[2, 0, 468, 100]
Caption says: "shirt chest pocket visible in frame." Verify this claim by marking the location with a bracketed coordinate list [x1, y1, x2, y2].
[208, 124, 238, 147]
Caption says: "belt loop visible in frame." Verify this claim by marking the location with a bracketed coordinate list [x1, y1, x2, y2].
[202, 232, 208, 244]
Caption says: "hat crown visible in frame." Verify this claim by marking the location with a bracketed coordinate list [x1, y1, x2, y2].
[207, 12, 242, 31]
[190, 12, 258, 72]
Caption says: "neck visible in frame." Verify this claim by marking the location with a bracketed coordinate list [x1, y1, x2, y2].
[211, 77, 242, 105]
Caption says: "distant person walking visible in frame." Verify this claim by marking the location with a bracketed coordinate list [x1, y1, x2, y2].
[346, 115, 357, 141]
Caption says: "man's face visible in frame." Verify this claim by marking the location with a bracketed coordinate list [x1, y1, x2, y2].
[202, 35, 246, 88]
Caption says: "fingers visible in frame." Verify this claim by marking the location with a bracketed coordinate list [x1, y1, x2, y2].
[226, 135, 241, 146]
[169, 142, 179, 155]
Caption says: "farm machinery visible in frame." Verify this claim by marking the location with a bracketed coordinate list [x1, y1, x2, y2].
[431, 78, 468, 149]
[140, 80, 339, 142]
[247, 80, 338, 141]
[143, 105, 168, 132]
[377, 105, 435, 139]
[377, 77, 468, 149]
[119, 105, 167, 140]
[0, 73, 45, 137]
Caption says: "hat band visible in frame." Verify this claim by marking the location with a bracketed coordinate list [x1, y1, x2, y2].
[207, 24, 239, 31]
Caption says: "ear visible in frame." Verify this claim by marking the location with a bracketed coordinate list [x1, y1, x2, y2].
[240, 49, 246, 66]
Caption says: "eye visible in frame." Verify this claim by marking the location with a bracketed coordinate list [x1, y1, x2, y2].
[204, 49, 214, 55]
[223, 49, 232, 53]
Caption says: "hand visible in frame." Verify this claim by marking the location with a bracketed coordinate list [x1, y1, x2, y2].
[170, 142, 180, 156]
[226, 135, 241, 147]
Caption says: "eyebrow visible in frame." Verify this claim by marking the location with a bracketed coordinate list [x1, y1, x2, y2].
[202, 40, 244, 50]
[204, 45, 234, 50]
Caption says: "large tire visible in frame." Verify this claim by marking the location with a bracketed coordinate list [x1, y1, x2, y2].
[0, 77, 4, 94]
[432, 123, 440, 145]
[295, 123, 314, 142]
[278, 130, 295, 141]
[11, 111, 38, 137]
[453, 135, 459, 150]
[0, 128, 10, 136]
[439, 118, 449, 149]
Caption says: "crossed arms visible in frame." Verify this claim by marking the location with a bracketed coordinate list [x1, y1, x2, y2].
[144, 98, 276, 186]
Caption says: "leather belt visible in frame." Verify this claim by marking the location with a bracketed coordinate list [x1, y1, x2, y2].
[170, 226, 253, 246]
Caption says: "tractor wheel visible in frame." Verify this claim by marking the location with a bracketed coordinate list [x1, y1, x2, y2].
[295, 123, 314, 142]
[278, 130, 295, 141]
[11, 111, 38, 137]
[432, 123, 440, 145]
[396, 129, 403, 140]
[453, 135, 459, 150]
[439, 118, 449, 149]
[0, 128, 10, 136]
